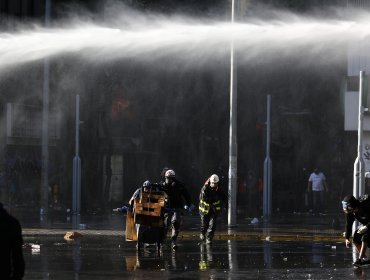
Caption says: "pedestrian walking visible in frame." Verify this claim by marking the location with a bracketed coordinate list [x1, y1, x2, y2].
[199, 174, 228, 244]
[307, 167, 328, 215]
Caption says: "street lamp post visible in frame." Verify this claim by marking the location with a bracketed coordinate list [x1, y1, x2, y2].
[353, 71, 366, 238]
[72, 94, 81, 216]
[263, 95, 272, 219]
[228, 0, 238, 227]
[354, 71, 366, 199]
[41, 0, 51, 216]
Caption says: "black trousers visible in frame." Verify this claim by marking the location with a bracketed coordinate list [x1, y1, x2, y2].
[200, 213, 218, 241]
[353, 228, 370, 246]
[312, 191, 325, 214]
[164, 210, 182, 242]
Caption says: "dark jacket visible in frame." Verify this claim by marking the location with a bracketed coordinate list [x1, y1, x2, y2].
[160, 179, 191, 209]
[345, 194, 370, 239]
[199, 182, 228, 215]
[0, 203, 25, 280]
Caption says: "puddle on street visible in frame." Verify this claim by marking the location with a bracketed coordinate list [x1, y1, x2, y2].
[22, 236, 365, 279]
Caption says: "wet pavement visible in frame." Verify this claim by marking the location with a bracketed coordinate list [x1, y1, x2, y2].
[8, 207, 366, 279]
[23, 237, 362, 279]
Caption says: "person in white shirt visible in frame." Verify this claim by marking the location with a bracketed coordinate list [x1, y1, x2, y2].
[307, 168, 328, 215]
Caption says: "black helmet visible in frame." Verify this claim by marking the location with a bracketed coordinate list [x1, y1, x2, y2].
[342, 195, 359, 213]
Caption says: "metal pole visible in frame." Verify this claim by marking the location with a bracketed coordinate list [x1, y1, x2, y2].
[354, 71, 365, 199]
[72, 95, 81, 215]
[228, 0, 237, 227]
[263, 95, 272, 219]
[353, 71, 366, 235]
[40, 0, 51, 216]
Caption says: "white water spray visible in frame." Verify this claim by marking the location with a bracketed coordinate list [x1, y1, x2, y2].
[1, 7, 370, 68]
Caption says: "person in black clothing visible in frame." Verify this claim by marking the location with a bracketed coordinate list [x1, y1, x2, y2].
[160, 169, 193, 249]
[0, 202, 25, 279]
[199, 174, 228, 244]
[342, 194, 370, 267]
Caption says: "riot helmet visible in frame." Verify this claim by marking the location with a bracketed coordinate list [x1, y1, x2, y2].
[209, 174, 219, 188]
[142, 180, 151, 191]
[342, 195, 359, 214]
[165, 169, 175, 185]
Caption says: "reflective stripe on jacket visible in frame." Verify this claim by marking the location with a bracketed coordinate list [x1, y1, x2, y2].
[199, 199, 222, 214]
[199, 182, 227, 215]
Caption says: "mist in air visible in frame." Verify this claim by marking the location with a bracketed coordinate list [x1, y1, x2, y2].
[0, 1, 362, 212]
[0, 4, 369, 68]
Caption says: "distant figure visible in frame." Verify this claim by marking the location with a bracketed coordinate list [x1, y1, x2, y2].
[199, 174, 228, 244]
[342, 195, 370, 267]
[307, 168, 328, 215]
[0, 202, 25, 279]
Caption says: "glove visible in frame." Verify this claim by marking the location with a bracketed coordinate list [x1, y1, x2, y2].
[189, 204, 195, 211]
[357, 225, 368, 234]
[113, 206, 130, 213]
[184, 204, 195, 212]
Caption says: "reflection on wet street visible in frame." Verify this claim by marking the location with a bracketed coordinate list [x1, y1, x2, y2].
[23, 236, 364, 279]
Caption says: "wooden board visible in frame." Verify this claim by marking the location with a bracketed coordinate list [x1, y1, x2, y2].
[140, 192, 165, 203]
[135, 202, 162, 216]
[125, 211, 137, 241]
[133, 191, 166, 227]
[134, 194, 165, 217]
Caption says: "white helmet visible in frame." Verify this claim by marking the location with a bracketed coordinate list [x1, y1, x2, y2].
[210, 174, 219, 187]
[165, 169, 176, 178]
